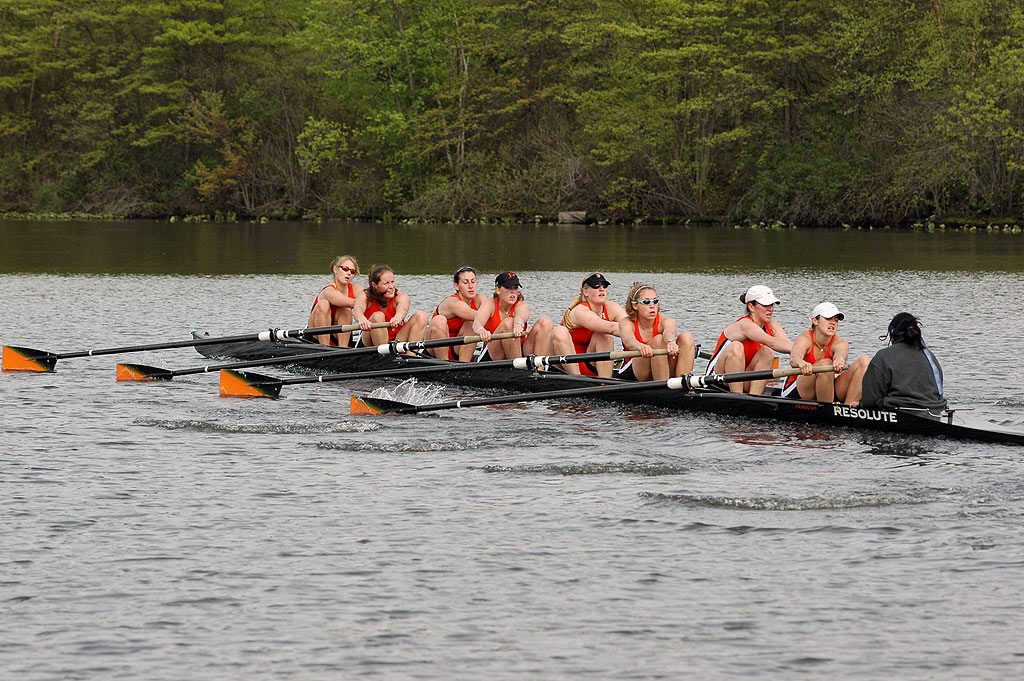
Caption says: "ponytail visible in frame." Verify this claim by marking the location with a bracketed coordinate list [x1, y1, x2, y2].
[561, 295, 584, 329]
[883, 312, 926, 350]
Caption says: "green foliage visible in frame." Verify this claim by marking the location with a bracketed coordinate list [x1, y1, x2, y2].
[3, 0, 1024, 223]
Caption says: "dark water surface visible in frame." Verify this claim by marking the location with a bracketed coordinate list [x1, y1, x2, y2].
[3, 218, 1024, 273]
[3, 221, 1024, 680]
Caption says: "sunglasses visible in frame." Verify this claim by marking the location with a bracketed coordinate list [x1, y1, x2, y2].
[587, 282, 610, 289]
[634, 298, 659, 306]
[338, 265, 356, 273]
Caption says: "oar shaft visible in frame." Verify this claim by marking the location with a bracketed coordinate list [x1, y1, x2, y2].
[274, 348, 665, 386]
[51, 322, 389, 359]
[165, 332, 517, 377]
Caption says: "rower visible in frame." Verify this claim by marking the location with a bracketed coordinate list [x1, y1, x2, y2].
[307, 255, 364, 346]
[550, 272, 627, 377]
[427, 267, 490, 361]
[616, 282, 696, 381]
[781, 301, 869, 405]
[353, 265, 428, 348]
[472, 272, 553, 361]
[859, 312, 946, 410]
[705, 284, 793, 394]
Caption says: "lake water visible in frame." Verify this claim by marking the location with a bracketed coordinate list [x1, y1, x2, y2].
[2, 220, 1024, 680]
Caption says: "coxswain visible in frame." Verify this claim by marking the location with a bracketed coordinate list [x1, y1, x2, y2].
[472, 272, 553, 361]
[616, 282, 696, 381]
[353, 265, 428, 347]
[859, 312, 946, 410]
[550, 272, 627, 377]
[781, 302, 869, 405]
[307, 255, 364, 346]
[428, 266, 490, 361]
[705, 284, 793, 394]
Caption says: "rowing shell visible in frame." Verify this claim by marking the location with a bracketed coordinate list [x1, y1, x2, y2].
[191, 332, 1024, 446]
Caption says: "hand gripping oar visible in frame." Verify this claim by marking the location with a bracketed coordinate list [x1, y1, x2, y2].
[220, 348, 674, 398]
[115, 332, 517, 382]
[350, 363, 844, 415]
[1, 322, 391, 373]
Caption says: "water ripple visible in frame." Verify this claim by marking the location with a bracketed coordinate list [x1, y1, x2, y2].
[135, 418, 381, 434]
[640, 491, 930, 510]
[316, 439, 480, 452]
[478, 461, 689, 476]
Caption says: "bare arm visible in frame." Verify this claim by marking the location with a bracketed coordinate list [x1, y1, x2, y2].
[661, 315, 680, 356]
[512, 301, 530, 337]
[618, 318, 646, 353]
[472, 298, 495, 342]
[571, 304, 621, 336]
[392, 292, 411, 327]
[789, 331, 814, 374]
[831, 337, 850, 373]
[353, 295, 370, 330]
[728, 318, 792, 354]
[321, 284, 360, 309]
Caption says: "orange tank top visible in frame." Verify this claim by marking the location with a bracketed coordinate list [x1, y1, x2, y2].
[804, 331, 834, 363]
[633, 314, 661, 344]
[365, 295, 401, 341]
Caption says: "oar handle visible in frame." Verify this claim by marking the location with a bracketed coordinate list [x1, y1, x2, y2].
[772, 363, 849, 379]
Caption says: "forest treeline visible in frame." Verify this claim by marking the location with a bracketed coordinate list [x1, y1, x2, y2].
[2, 0, 1023, 225]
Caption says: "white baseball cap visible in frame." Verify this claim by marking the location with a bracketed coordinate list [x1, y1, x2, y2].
[812, 301, 845, 320]
[741, 285, 780, 306]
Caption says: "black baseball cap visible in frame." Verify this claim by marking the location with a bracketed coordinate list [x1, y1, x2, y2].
[582, 272, 611, 288]
[495, 271, 522, 288]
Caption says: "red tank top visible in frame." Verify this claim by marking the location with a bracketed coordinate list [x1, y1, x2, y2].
[633, 314, 661, 344]
[365, 295, 401, 341]
[804, 331, 834, 363]
[569, 302, 610, 351]
[712, 315, 773, 365]
[484, 298, 521, 333]
[433, 293, 478, 336]
[310, 282, 354, 315]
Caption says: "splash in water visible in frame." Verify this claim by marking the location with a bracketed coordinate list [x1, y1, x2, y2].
[368, 378, 446, 406]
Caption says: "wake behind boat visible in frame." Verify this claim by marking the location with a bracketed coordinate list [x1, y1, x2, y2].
[191, 331, 1024, 447]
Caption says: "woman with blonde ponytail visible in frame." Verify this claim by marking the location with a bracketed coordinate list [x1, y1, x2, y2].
[549, 272, 627, 377]
[616, 282, 695, 381]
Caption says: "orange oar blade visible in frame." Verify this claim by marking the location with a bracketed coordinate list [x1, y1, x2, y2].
[349, 395, 410, 415]
[115, 363, 174, 382]
[219, 369, 282, 398]
[350, 395, 386, 415]
[2, 346, 57, 372]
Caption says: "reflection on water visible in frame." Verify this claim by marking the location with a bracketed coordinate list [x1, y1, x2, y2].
[3, 218, 1024, 274]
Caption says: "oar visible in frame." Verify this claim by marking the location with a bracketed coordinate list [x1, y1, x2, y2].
[220, 348, 673, 398]
[115, 332, 517, 382]
[350, 363, 844, 415]
[1, 322, 392, 373]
